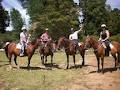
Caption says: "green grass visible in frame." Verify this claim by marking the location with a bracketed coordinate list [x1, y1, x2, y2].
[0, 52, 85, 90]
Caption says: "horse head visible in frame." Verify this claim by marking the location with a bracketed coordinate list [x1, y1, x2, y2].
[84, 36, 93, 50]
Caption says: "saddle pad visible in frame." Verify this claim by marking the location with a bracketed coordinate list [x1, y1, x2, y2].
[16, 43, 22, 49]
[109, 43, 114, 49]
[78, 42, 82, 46]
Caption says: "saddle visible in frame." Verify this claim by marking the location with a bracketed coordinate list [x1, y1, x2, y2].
[16, 43, 27, 49]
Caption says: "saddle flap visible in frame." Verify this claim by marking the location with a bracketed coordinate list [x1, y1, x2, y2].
[78, 42, 82, 46]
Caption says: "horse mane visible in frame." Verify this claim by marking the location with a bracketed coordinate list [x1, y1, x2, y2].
[89, 36, 98, 44]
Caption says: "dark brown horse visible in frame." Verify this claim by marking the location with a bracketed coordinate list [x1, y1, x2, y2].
[84, 36, 120, 72]
[39, 41, 55, 66]
[4, 38, 39, 69]
[57, 36, 85, 69]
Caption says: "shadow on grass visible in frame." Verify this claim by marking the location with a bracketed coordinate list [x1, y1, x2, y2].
[44, 63, 61, 69]
[20, 63, 61, 70]
[0, 64, 9, 67]
[20, 66, 50, 70]
[69, 64, 91, 69]
[0, 60, 8, 62]
[89, 66, 120, 74]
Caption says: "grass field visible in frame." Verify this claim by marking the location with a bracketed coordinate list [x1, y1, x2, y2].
[0, 51, 120, 90]
[0, 51, 87, 90]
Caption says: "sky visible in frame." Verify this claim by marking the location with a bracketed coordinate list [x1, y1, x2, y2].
[73, 0, 120, 9]
[1, 0, 30, 31]
[1, 0, 120, 31]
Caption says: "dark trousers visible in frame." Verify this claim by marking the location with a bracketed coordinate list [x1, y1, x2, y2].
[72, 39, 80, 51]
[103, 40, 110, 56]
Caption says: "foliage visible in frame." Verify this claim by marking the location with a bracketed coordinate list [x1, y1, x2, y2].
[80, 0, 120, 35]
[80, 0, 108, 35]
[107, 9, 120, 35]
[27, 0, 79, 40]
[10, 8, 24, 39]
[0, 2, 10, 33]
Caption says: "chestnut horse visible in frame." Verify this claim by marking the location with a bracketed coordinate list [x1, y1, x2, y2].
[39, 41, 56, 66]
[4, 38, 39, 69]
[84, 36, 120, 72]
[57, 36, 85, 69]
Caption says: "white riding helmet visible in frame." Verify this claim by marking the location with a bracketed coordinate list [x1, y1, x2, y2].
[101, 24, 106, 28]
[22, 27, 26, 30]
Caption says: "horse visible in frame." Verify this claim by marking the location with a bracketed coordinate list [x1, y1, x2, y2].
[4, 38, 40, 69]
[84, 36, 120, 72]
[57, 36, 85, 69]
[39, 40, 56, 66]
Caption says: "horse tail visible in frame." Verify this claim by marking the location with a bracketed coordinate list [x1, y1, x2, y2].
[4, 42, 10, 58]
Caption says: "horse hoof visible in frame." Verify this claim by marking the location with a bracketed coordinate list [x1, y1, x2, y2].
[82, 63, 84, 66]
[17, 66, 20, 69]
[66, 67, 69, 69]
[97, 70, 101, 73]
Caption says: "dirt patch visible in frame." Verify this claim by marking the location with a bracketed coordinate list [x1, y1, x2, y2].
[56, 53, 120, 90]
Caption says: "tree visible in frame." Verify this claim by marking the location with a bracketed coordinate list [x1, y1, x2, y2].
[10, 9, 23, 32]
[80, 0, 109, 35]
[0, 2, 10, 33]
[27, 0, 79, 40]
[107, 8, 120, 35]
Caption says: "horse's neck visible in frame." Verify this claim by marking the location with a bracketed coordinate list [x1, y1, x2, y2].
[91, 39, 99, 49]
[30, 42, 38, 49]
[63, 39, 70, 48]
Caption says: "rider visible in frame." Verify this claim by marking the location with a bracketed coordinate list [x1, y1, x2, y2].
[40, 28, 52, 47]
[69, 25, 83, 51]
[99, 24, 110, 56]
[20, 27, 28, 56]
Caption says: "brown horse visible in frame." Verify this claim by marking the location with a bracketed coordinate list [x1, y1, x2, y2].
[4, 38, 39, 69]
[39, 41, 55, 66]
[57, 36, 85, 69]
[84, 36, 120, 72]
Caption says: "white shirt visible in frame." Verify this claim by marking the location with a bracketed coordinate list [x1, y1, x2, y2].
[20, 32, 28, 43]
[69, 30, 80, 40]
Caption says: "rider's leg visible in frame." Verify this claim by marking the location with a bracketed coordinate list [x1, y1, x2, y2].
[20, 42, 25, 56]
[105, 40, 110, 56]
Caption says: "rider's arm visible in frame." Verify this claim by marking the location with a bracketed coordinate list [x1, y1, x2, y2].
[69, 34, 72, 40]
[75, 25, 83, 34]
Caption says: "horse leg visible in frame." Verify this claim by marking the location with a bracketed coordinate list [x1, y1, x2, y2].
[81, 50, 85, 66]
[96, 56, 100, 72]
[101, 56, 104, 73]
[51, 54, 53, 66]
[73, 55, 76, 68]
[66, 54, 69, 69]
[45, 56, 47, 63]
[14, 55, 19, 69]
[27, 55, 32, 70]
[111, 53, 117, 68]
[41, 55, 44, 65]
[8, 54, 12, 70]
